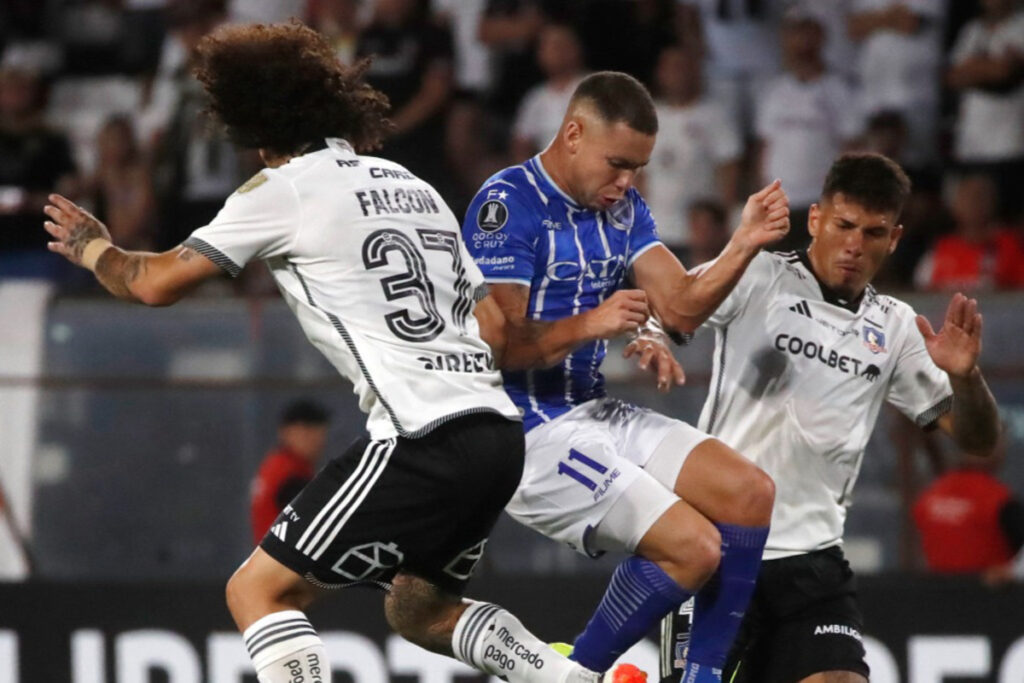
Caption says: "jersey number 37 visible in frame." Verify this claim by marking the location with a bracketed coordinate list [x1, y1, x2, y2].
[362, 228, 473, 343]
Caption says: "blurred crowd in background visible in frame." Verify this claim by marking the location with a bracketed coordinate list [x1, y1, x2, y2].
[0, 0, 1022, 293]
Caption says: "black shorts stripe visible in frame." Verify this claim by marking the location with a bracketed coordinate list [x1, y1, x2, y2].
[296, 440, 388, 554]
[259, 413, 523, 595]
[307, 440, 395, 561]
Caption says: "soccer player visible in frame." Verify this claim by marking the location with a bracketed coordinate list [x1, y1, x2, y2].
[42, 23, 647, 683]
[658, 152, 1000, 683]
[462, 71, 789, 683]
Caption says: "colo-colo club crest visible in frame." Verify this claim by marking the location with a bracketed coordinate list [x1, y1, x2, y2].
[862, 325, 886, 354]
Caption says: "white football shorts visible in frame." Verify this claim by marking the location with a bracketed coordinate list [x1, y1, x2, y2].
[505, 397, 712, 556]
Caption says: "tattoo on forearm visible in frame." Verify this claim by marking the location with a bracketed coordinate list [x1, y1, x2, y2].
[176, 246, 199, 262]
[124, 254, 148, 284]
[952, 371, 1000, 454]
[94, 249, 148, 301]
[65, 213, 108, 261]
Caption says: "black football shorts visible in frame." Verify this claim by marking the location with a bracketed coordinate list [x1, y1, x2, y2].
[260, 412, 524, 595]
[660, 546, 869, 683]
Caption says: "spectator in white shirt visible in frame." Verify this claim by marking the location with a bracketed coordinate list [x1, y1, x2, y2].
[643, 44, 741, 252]
[756, 11, 863, 251]
[675, 0, 785, 135]
[435, 0, 506, 200]
[788, 0, 859, 82]
[947, 0, 1024, 222]
[510, 22, 585, 161]
[848, 0, 945, 168]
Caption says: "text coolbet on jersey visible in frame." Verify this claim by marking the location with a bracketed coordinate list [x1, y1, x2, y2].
[696, 250, 952, 559]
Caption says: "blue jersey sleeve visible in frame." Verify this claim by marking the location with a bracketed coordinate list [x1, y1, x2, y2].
[462, 181, 540, 285]
[623, 190, 661, 266]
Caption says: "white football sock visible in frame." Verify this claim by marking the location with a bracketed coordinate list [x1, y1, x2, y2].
[452, 601, 599, 683]
[243, 610, 330, 683]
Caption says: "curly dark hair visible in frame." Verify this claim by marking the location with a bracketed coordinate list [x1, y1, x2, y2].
[193, 21, 393, 155]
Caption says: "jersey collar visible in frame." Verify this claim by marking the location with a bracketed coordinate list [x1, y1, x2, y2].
[527, 155, 582, 208]
[326, 137, 356, 156]
[796, 250, 867, 313]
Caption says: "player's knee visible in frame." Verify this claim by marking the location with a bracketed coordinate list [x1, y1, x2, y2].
[688, 523, 723, 583]
[225, 552, 319, 628]
[225, 564, 254, 621]
[730, 464, 775, 524]
[660, 522, 721, 589]
[745, 465, 776, 519]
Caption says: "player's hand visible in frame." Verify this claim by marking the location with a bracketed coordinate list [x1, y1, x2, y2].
[733, 180, 789, 252]
[916, 292, 982, 379]
[584, 289, 649, 339]
[43, 194, 112, 267]
[624, 332, 686, 393]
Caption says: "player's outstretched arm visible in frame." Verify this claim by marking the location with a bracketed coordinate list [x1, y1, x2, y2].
[919, 293, 1000, 456]
[485, 283, 649, 370]
[632, 180, 789, 335]
[43, 194, 221, 306]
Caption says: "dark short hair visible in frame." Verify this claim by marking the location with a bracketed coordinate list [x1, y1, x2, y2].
[821, 152, 911, 215]
[193, 21, 393, 155]
[570, 71, 658, 135]
[280, 400, 329, 426]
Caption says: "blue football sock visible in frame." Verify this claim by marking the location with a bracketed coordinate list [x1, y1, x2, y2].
[572, 555, 692, 672]
[681, 523, 768, 683]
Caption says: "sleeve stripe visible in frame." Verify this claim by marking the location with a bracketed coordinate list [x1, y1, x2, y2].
[627, 239, 662, 267]
[483, 276, 533, 286]
[916, 394, 953, 427]
[472, 284, 489, 302]
[183, 237, 243, 278]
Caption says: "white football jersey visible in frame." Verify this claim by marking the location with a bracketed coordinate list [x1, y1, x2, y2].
[696, 250, 952, 559]
[185, 138, 519, 440]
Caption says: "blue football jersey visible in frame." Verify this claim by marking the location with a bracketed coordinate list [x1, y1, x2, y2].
[461, 155, 662, 430]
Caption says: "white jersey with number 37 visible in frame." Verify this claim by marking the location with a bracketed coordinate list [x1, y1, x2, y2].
[696, 250, 952, 559]
[185, 138, 519, 440]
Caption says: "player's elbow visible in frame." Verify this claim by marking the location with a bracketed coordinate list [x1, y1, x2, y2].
[497, 347, 561, 371]
[540, 350, 570, 369]
[961, 429, 1001, 459]
[133, 281, 182, 307]
[659, 310, 701, 336]
[953, 413, 1002, 458]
